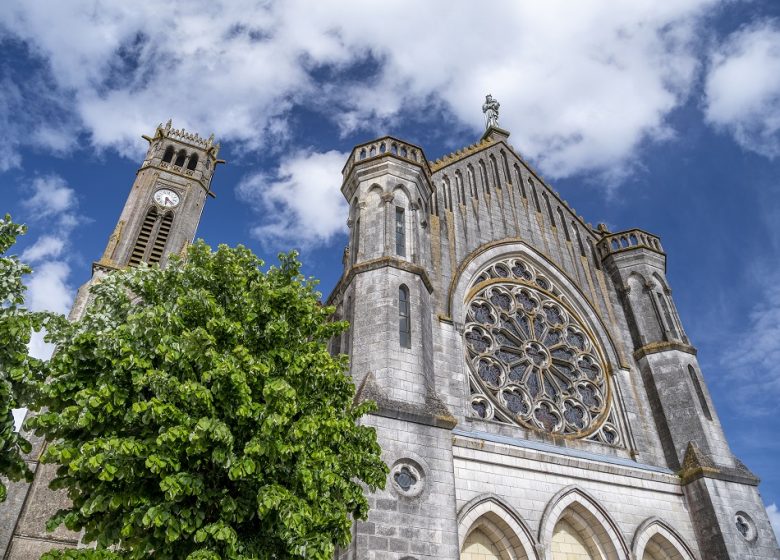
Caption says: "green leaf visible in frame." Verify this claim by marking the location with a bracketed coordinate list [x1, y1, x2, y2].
[29, 241, 387, 559]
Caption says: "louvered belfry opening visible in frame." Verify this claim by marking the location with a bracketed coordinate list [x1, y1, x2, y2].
[128, 208, 174, 266]
[148, 212, 173, 264]
[128, 207, 158, 265]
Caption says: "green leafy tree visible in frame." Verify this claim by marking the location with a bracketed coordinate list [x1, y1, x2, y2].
[31, 242, 387, 560]
[0, 215, 48, 502]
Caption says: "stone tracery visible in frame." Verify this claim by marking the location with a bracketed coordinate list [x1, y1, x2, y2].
[464, 256, 621, 445]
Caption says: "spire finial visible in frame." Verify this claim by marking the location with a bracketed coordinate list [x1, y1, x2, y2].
[482, 94, 500, 129]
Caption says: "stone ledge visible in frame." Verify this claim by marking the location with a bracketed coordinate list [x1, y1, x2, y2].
[453, 428, 683, 488]
[633, 341, 697, 361]
[355, 372, 457, 430]
[679, 442, 759, 487]
[328, 256, 434, 305]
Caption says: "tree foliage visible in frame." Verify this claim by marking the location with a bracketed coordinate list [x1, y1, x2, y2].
[31, 242, 387, 559]
[0, 214, 48, 502]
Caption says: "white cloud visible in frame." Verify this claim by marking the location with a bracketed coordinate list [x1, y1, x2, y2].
[237, 150, 349, 248]
[21, 175, 76, 219]
[720, 281, 780, 415]
[768, 503, 780, 541]
[704, 20, 780, 157]
[1, 0, 720, 182]
[25, 260, 72, 315]
[21, 234, 65, 263]
[17, 174, 79, 347]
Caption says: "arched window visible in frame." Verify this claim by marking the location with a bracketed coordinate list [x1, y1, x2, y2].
[455, 170, 465, 204]
[443, 176, 452, 210]
[514, 164, 526, 198]
[370, 145, 376, 157]
[587, 238, 601, 270]
[479, 160, 490, 194]
[391, 143, 398, 154]
[688, 365, 713, 421]
[530, 179, 541, 212]
[395, 207, 406, 257]
[379, 143, 386, 154]
[128, 207, 158, 266]
[344, 296, 353, 353]
[359, 148, 366, 160]
[162, 146, 175, 163]
[352, 218, 360, 265]
[186, 153, 198, 171]
[573, 222, 586, 256]
[490, 154, 501, 187]
[399, 285, 411, 348]
[542, 192, 555, 225]
[656, 292, 679, 340]
[174, 150, 187, 167]
[501, 151, 511, 185]
[557, 208, 570, 241]
[467, 165, 477, 199]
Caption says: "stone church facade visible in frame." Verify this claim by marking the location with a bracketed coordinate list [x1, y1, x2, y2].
[2, 108, 779, 559]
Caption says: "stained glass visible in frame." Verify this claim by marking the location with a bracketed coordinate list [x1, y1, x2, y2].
[464, 262, 613, 440]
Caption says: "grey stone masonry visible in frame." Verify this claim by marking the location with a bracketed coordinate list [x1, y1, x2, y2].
[330, 124, 780, 558]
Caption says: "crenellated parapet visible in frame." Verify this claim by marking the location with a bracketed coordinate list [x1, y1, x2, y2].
[342, 136, 430, 182]
[596, 228, 664, 260]
[150, 118, 221, 154]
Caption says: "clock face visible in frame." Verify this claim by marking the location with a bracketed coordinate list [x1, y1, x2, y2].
[154, 189, 180, 208]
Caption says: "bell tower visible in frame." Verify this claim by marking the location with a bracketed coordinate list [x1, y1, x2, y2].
[0, 121, 222, 560]
[68, 120, 223, 320]
[99, 119, 222, 270]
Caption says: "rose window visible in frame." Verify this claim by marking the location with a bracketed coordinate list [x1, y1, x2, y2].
[464, 261, 614, 440]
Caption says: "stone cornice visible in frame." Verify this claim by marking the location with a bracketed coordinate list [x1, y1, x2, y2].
[633, 341, 697, 361]
[327, 257, 434, 305]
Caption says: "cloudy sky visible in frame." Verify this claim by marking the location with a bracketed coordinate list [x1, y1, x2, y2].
[2, 0, 780, 538]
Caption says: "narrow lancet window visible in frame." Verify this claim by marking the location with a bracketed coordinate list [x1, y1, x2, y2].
[479, 160, 489, 194]
[174, 150, 186, 167]
[530, 180, 541, 212]
[455, 170, 465, 204]
[468, 165, 477, 199]
[399, 285, 411, 348]
[688, 365, 713, 420]
[187, 153, 198, 171]
[515, 164, 526, 198]
[501, 151, 511, 184]
[352, 218, 360, 265]
[543, 192, 555, 225]
[162, 146, 175, 163]
[558, 208, 570, 241]
[395, 207, 406, 257]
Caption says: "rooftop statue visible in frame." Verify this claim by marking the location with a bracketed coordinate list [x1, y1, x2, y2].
[482, 93, 500, 129]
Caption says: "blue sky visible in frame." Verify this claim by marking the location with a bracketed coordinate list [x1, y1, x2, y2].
[2, 0, 780, 537]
